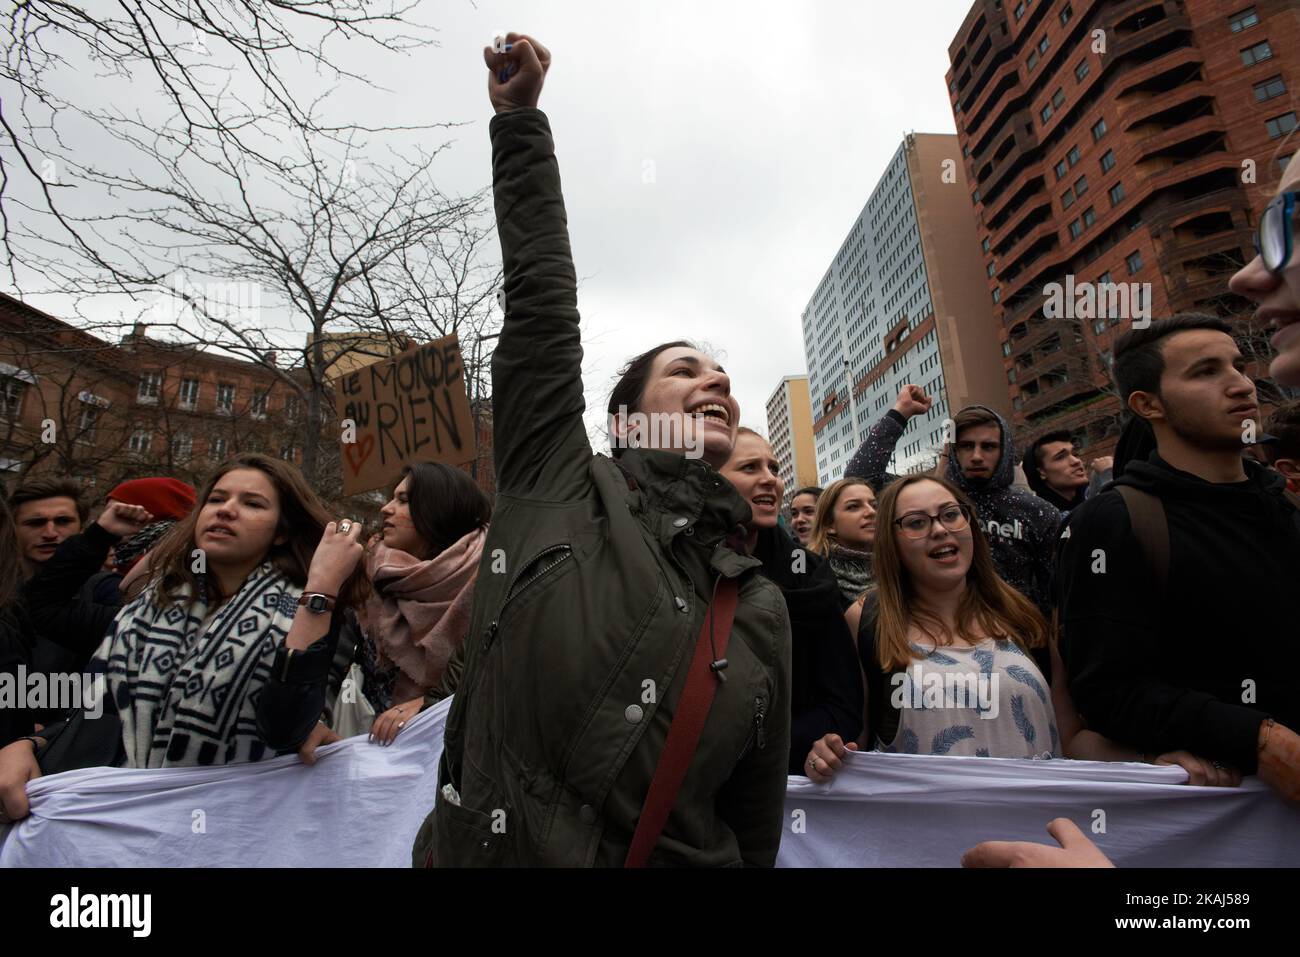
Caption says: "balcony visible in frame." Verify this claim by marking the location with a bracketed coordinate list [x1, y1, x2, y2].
[1119, 77, 1210, 134]
[996, 214, 1058, 267]
[1144, 154, 1241, 195]
[1019, 377, 1101, 419]
[965, 58, 1023, 139]
[1158, 228, 1254, 271]
[1133, 113, 1228, 166]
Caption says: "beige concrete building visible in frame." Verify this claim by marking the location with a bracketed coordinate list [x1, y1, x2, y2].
[802, 132, 1008, 481]
[764, 374, 819, 505]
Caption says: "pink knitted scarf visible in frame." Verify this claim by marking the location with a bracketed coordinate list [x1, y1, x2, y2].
[363, 526, 486, 703]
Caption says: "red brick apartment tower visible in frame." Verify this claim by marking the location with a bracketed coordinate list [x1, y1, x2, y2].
[946, 0, 1300, 453]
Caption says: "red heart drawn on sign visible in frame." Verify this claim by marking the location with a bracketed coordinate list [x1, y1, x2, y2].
[344, 434, 375, 475]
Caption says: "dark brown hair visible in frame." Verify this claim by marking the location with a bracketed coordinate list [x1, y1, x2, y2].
[606, 340, 696, 455]
[400, 462, 491, 559]
[148, 453, 367, 608]
[1112, 313, 1233, 400]
[8, 476, 88, 524]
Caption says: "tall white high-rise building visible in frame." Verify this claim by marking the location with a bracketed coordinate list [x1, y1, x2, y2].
[802, 133, 1009, 485]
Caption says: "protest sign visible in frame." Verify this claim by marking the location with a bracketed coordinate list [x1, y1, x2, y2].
[335, 335, 476, 495]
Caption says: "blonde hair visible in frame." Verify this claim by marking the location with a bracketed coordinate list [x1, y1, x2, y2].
[870, 474, 1048, 671]
[807, 477, 875, 558]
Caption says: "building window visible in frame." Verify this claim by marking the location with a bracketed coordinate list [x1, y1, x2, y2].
[172, 433, 193, 463]
[1015, 1, 1026, 20]
[1054, 158, 1067, 180]
[1229, 7, 1260, 33]
[1109, 182, 1126, 206]
[1060, 4, 1073, 26]
[216, 383, 235, 414]
[0, 376, 27, 417]
[251, 392, 268, 419]
[1091, 117, 1108, 141]
[284, 395, 300, 421]
[77, 401, 101, 443]
[972, 188, 981, 205]
[1241, 41, 1273, 66]
[1027, 50, 1039, 71]
[1040, 103, 1053, 124]
[1082, 207, 1096, 228]
[1280, 154, 1294, 174]
[1266, 112, 1298, 139]
[1052, 88, 1066, 109]
[1126, 250, 1143, 274]
[1093, 318, 1107, 335]
[992, 288, 1001, 304]
[1068, 218, 1083, 239]
[1100, 149, 1116, 173]
[178, 378, 199, 409]
[981, 237, 991, 253]
[1098, 271, 1112, 285]
[279, 444, 297, 462]
[138, 371, 161, 403]
[1038, 35, 1049, 55]
[1007, 368, 1017, 384]
[987, 261, 996, 277]
[1067, 145, 1080, 166]
[129, 430, 151, 456]
[1075, 59, 1090, 83]
[1002, 341, 1013, 357]
[1074, 174, 1089, 196]
[210, 436, 228, 461]
[1255, 75, 1286, 101]
[1062, 188, 1076, 209]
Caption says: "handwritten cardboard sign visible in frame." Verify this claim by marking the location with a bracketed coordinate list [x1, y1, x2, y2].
[335, 335, 477, 495]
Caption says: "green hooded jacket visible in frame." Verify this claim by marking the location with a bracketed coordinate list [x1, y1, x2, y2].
[415, 108, 791, 867]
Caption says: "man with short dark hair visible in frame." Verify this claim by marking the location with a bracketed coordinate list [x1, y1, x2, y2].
[1057, 315, 1300, 800]
[848, 384, 1059, 613]
[1260, 400, 1300, 494]
[788, 486, 821, 545]
[1022, 430, 1113, 515]
[8, 478, 87, 579]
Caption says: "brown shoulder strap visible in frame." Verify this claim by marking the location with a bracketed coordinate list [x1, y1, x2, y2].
[624, 576, 739, 868]
[1115, 485, 1169, 591]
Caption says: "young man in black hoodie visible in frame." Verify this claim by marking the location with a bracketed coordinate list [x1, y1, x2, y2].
[1021, 431, 1113, 517]
[846, 384, 1060, 614]
[1057, 315, 1300, 800]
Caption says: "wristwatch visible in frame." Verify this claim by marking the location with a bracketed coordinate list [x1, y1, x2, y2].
[298, 593, 337, 614]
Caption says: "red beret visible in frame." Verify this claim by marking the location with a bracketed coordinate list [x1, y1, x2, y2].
[107, 477, 197, 521]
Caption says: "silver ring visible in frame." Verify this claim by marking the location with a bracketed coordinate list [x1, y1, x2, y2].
[809, 756, 819, 772]
[338, 520, 352, 534]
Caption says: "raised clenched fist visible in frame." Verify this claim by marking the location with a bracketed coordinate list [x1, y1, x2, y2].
[893, 384, 933, 420]
[483, 33, 551, 114]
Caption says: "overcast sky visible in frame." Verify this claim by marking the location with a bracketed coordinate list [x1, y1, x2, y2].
[18, 0, 980, 445]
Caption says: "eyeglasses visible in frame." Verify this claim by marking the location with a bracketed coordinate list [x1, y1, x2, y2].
[893, 504, 972, 539]
[1254, 191, 1298, 274]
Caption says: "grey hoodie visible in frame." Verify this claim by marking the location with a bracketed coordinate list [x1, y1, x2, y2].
[845, 405, 1061, 613]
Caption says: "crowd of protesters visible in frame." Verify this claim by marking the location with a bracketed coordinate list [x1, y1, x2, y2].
[0, 32, 1298, 869]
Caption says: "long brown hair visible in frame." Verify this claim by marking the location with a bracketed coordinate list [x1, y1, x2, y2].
[871, 475, 1047, 671]
[148, 453, 367, 608]
[807, 476, 874, 558]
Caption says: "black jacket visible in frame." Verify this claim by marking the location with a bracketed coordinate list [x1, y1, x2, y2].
[847, 406, 1060, 612]
[0, 598, 37, 746]
[752, 525, 863, 773]
[24, 523, 125, 665]
[1057, 452, 1300, 772]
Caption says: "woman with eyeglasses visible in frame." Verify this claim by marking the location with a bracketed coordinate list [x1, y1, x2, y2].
[1230, 154, 1300, 388]
[803, 476, 1063, 780]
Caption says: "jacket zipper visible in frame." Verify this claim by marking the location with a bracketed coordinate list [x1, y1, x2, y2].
[753, 695, 767, 751]
[483, 544, 573, 651]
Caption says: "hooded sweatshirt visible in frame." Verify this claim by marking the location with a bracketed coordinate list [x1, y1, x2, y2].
[846, 406, 1060, 612]
[1056, 452, 1300, 772]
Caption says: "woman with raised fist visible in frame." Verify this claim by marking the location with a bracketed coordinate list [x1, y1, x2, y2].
[0, 454, 367, 824]
[416, 34, 791, 868]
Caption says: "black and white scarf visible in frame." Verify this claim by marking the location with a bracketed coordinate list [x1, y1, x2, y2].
[92, 562, 300, 768]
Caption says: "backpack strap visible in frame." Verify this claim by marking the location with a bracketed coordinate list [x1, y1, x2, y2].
[624, 575, 739, 868]
[1114, 486, 1169, 592]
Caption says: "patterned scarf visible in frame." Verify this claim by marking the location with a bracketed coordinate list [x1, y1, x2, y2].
[828, 543, 875, 606]
[91, 562, 300, 768]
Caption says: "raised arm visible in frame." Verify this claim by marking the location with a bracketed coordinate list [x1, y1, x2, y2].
[845, 384, 931, 487]
[484, 35, 591, 499]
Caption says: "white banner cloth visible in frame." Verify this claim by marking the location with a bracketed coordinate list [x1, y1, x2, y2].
[3, 697, 1296, 867]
